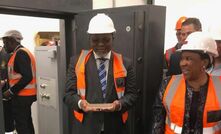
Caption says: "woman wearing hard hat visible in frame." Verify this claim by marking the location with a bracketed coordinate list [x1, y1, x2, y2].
[152, 32, 221, 134]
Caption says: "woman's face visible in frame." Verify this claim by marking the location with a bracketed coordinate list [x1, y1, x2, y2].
[180, 51, 207, 81]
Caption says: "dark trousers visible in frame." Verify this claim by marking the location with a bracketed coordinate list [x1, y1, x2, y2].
[3, 99, 15, 132]
[12, 96, 36, 134]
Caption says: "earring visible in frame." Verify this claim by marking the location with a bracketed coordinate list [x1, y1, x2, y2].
[201, 65, 206, 72]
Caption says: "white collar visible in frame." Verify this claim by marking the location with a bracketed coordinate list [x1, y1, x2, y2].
[93, 51, 111, 60]
[13, 45, 22, 53]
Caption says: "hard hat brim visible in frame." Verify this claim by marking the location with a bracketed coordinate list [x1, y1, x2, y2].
[177, 48, 219, 58]
[87, 30, 116, 34]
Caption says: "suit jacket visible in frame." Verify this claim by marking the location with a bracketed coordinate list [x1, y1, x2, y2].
[166, 52, 182, 76]
[64, 52, 138, 134]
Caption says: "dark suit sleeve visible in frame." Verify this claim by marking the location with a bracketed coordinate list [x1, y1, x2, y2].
[119, 58, 138, 112]
[166, 52, 182, 76]
[63, 56, 82, 111]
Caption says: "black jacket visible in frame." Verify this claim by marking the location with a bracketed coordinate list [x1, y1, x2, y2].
[9, 46, 36, 101]
[0, 48, 10, 92]
[166, 52, 182, 76]
[64, 52, 138, 134]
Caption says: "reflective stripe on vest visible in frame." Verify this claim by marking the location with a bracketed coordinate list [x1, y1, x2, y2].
[8, 48, 36, 96]
[73, 49, 128, 123]
[163, 75, 221, 134]
[166, 116, 221, 134]
[112, 51, 128, 123]
[75, 50, 92, 100]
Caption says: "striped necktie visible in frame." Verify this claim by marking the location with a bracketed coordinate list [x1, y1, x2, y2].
[98, 59, 107, 98]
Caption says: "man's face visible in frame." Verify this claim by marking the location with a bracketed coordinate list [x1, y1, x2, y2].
[90, 33, 113, 57]
[180, 24, 197, 45]
[215, 40, 221, 58]
[3, 37, 15, 53]
[180, 51, 206, 81]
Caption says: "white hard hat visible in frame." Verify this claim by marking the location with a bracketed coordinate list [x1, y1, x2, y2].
[0, 30, 23, 43]
[177, 32, 218, 57]
[87, 13, 116, 34]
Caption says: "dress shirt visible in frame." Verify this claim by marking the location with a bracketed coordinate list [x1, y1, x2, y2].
[78, 51, 111, 109]
[93, 51, 111, 80]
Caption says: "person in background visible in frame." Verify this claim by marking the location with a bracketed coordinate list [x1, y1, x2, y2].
[0, 30, 37, 134]
[63, 13, 138, 134]
[165, 16, 187, 69]
[166, 17, 202, 76]
[40, 40, 56, 46]
[152, 32, 221, 134]
[0, 46, 14, 133]
[209, 23, 221, 76]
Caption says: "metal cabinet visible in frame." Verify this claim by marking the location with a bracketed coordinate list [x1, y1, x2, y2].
[35, 46, 65, 134]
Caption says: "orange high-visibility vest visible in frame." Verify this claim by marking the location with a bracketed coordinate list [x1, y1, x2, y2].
[163, 75, 221, 134]
[73, 49, 128, 123]
[8, 47, 36, 96]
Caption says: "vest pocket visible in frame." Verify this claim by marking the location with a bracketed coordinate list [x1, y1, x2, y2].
[116, 77, 125, 88]
[207, 110, 221, 123]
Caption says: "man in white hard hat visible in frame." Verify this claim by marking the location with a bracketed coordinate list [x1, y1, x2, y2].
[209, 23, 221, 76]
[152, 32, 221, 133]
[64, 13, 138, 134]
[0, 30, 36, 134]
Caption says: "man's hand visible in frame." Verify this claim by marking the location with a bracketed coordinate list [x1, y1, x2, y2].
[100, 100, 121, 112]
[80, 100, 97, 112]
[3, 89, 12, 100]
[112, 100, 121, 111]
[80, 100, 121, 112]
[0, 79, 7, 87]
